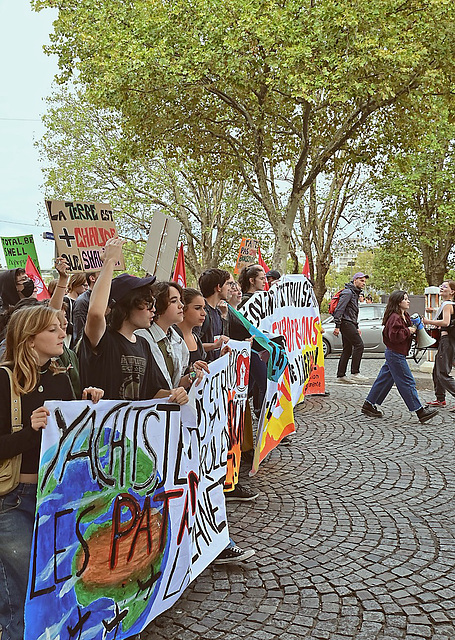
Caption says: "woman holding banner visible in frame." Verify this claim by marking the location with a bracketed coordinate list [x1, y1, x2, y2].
[0, 306, 103, 640]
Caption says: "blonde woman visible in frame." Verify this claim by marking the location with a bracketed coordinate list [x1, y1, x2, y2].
[0, 306, 102, 640]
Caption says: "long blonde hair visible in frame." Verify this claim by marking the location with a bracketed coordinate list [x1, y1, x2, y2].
[1, 306, 63, 395]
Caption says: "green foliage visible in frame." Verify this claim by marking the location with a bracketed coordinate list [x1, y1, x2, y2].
[373, 99, 455, 285]
[371, 245, 427, 294]
[33, 0, 455, 272]
[37, 88, 272, 277]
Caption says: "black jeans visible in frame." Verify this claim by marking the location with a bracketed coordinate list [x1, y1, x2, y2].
[433, 334, 455, 401]
[336, 320, 364, 377]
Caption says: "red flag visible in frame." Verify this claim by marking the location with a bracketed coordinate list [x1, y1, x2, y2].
[173, 243, 187, 287]
[25, 255, 50, 301]
[302, 255, 310, 278]
[257, 248, 270, 291]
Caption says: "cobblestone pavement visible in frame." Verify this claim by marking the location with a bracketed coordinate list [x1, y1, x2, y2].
[144, 357, 455, 639]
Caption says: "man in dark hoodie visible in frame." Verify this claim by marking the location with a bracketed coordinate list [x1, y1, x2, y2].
[332, 272, 369, 384]
[0, 268, 35, 312]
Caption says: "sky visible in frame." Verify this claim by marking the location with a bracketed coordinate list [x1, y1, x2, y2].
[0, 0, 58, 270]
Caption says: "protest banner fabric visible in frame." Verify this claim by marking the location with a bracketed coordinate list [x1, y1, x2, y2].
[25, 392, 229, 639]
[227, 305, 288, 382]
[45, 200, 125, 273]
[233, 237, 258, 274]
[239, 275, 325, 473]
[223, 340, 251, 491]
[1, 234, 41, 270]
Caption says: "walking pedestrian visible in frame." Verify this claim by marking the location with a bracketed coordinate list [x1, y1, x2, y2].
[423, 280, 455, 408]
[333, 272, 369, 383]
[361, 290, 438, 423]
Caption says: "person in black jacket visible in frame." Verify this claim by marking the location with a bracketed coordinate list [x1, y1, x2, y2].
[332, 272, 369, 383]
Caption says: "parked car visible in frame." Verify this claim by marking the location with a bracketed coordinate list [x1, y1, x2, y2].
[322, 303, 386, 357]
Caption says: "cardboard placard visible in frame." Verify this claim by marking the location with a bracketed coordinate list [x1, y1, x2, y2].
[45, 200, 125, 272]
[1, 235, 41, 271]
[142, 211, 182, 280]
[234, 237, 258, 274]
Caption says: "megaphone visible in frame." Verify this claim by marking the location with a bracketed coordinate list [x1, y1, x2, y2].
[410, 314, 437, 349]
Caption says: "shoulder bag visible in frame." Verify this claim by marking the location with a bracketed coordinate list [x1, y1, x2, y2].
[0, 366, 23, 496]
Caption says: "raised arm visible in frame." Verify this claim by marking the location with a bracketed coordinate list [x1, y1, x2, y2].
[84, 238, 125, 348]
[49, 257, 70, 310]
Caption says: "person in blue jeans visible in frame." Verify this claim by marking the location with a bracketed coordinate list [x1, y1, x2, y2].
[361, 291, 438, 424]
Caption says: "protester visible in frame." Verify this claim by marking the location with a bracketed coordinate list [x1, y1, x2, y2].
[78, 238, 162, 401]
[359, 293, 365, 303]
[238, 264, 267, 307]
[423, 280, 455, 409]
[0, 305, 103, 640]
[0, 268, 35, 313]
[196, 268, 232, 362]
[178, 287, 208, 366]
[136, 281, 200, 400]
[361, 290, 438, 423]
[265, 269, 281, 287]
[63, 273, 88, 344]
[332, 272, 369, 383]
[72, 270, 98, 346]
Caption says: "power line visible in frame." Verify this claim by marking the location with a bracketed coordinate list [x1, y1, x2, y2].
[0, 219, 50, 229]
[0, 117, 41, 122]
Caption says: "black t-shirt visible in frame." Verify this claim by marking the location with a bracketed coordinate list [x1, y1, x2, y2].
[78, 328, 160, 400]
[195, 303, 223, 363]
[0, 366, 74, 474]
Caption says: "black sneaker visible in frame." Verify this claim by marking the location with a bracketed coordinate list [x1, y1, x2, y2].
[214, 545, 255, 564]
[361, 401, 383, 418]
[417, 406, 438, 424]
[224, 483, 259, 501]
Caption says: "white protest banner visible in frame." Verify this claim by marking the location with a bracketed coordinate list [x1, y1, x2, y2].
[239, 275, 325, 473]
[25, 398, 229, 640]
[45, 200, 125, 272]
[224, 340, 251, 491]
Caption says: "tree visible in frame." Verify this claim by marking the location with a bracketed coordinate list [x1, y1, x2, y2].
[38, 89, 271, 278]
[34, 0, 455, 274]
[371, 245, 427, 293]
[373, 100, 455, 286]
[293, 155, 371, 303]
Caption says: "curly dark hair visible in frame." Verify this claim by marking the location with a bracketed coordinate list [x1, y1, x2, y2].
[107, 284, 154, 331]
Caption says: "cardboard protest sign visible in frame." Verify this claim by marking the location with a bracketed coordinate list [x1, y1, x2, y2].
[45, 200, 124, 272]
[1, 234, 41, 270]
[239, 275, 325, 473]
[234, 238, 259, 274]
[142, 211, 182, 280]
[25, 397, 229, 640]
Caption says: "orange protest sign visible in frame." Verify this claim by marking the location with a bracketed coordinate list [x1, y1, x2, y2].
[234, 237, 259, 274]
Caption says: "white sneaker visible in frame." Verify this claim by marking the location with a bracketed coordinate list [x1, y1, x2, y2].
[350, 373, 369, 383]
[336, 376, 353, 383]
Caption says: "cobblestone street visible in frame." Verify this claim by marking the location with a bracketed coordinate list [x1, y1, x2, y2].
[144, 357, 455, 640]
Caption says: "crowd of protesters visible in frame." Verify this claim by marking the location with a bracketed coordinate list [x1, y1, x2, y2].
[0, 239, 282, 640]
[2, 238, 451, 640]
